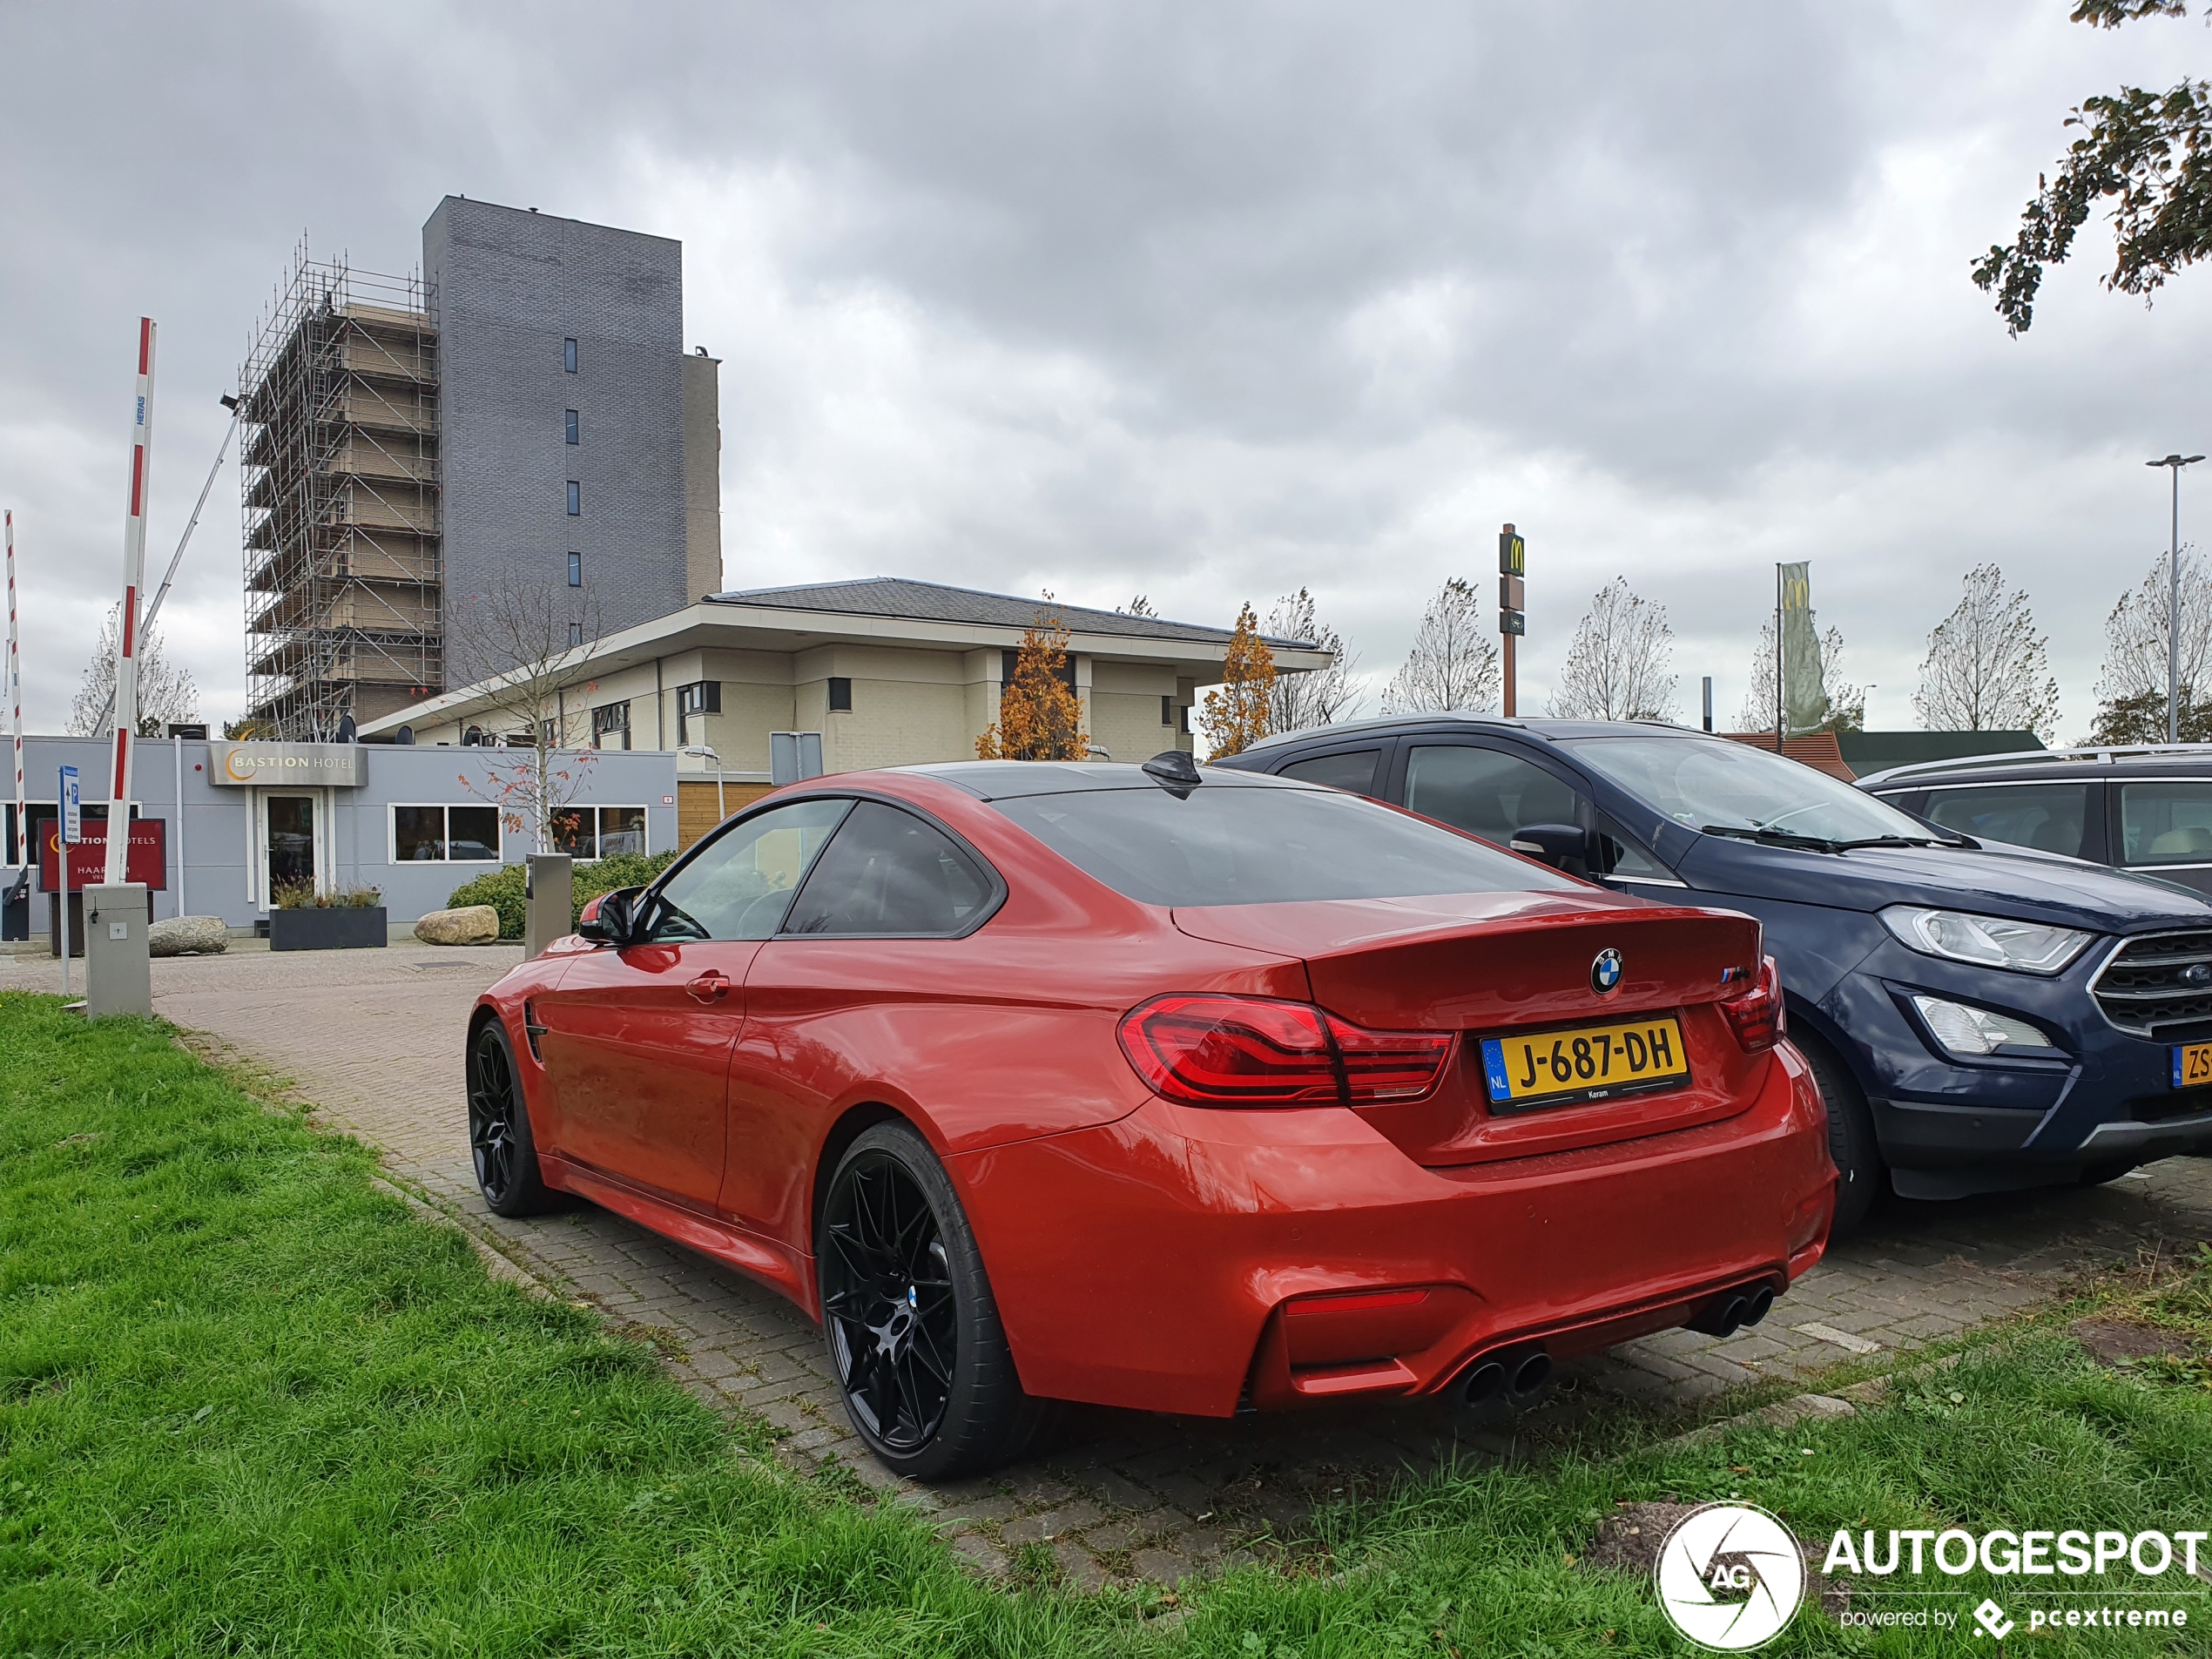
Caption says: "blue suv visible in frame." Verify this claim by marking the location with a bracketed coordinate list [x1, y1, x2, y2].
[1217, 716, 2212, 1232]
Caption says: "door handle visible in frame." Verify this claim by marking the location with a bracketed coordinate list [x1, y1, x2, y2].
[686, 972, 732, 1002]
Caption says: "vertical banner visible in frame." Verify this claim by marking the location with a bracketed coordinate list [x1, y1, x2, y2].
[107, 318, 156, 884]
[1777, 560, 1827, 736]
[6, 509, 22, 867]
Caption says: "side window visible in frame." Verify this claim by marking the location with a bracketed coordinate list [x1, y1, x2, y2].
[2120, 781, 2212, 866]
[1278, 748, 1380, 796]
[782, 801, 996, 937]
[1596, 814, 1672, 880]
[646, 798, 851, 941]
[1403, 745, 1583, 845]
[1925, 783, 2091, 858]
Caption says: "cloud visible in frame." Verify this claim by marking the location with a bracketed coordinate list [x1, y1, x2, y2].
[1, 0, 2207, 743]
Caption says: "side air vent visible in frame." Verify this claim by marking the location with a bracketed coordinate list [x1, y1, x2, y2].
[2091, 931, 2212, 1038]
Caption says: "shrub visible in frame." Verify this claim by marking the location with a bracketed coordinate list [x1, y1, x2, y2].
[446, 864, 526, 939]
[446, 851, 678, 940]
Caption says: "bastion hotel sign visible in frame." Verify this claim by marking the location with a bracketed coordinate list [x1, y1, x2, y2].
[209, 741, 369, 788]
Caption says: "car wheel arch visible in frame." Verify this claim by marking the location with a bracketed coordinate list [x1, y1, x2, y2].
[1783, 995, 1873, 1098]
[809, 1101, 923, 1246]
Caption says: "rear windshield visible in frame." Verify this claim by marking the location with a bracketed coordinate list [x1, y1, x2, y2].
[992, 784, 1575, 907]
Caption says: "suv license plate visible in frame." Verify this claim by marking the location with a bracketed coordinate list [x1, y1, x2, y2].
[1480, 1015, 1691, 1113]
[2172, 1042, 2212, 1089]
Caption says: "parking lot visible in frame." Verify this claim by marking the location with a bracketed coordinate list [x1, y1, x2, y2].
[11, 939, 2210, 1589]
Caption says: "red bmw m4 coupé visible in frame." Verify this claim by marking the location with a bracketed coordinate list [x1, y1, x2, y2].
[467, 756, 1834, 1478]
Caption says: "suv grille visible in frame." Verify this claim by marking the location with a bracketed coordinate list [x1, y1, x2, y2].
[2092, 930, 2212, 1037]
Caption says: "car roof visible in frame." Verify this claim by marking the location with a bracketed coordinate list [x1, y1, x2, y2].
[1857, 745, 2212, 790]
[899, 759, 1320, 800]
[1238, 713, 1711, 753]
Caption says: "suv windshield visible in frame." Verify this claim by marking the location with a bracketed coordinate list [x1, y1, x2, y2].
[1564, 736, 1936, 846]
[993, 783, 1575, 907]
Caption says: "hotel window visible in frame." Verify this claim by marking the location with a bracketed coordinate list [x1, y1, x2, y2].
[566, 480, 581, 516]
[677, 679, 720, 745]
[563, 338, 578, 373]
[1161, 695, 1174, 727]
[569, 622, 583, 648]
[553, 805, 648, 860]
[591, 700, 631, 750]
[390, 805, 502, 863]
[828, 677, 853, 712]
[568, 551, 583, 587]
[565, 408, 579, 445]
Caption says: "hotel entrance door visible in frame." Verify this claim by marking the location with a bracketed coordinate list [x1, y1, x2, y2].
[265, 795, 315, 898]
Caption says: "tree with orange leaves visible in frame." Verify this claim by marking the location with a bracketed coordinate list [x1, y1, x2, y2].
[976, 610, 1088, 760]
[1199, 603, 1275, 758]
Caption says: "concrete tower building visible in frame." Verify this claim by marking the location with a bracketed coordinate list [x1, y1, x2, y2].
[239, 199, 720, 738]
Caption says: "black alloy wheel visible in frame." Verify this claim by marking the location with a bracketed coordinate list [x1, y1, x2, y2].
[468, 1021, 556, 1217]
[818, 1122, 1040, 1480]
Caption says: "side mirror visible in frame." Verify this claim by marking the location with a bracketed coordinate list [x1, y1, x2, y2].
[577, 886, 642, 944]
[1508, 823, 1598, 878]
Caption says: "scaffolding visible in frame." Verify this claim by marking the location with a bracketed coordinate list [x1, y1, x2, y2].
[239, 245, 441, 738]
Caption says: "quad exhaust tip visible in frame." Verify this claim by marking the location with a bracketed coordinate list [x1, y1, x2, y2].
[1689, 1282, 1777, 1339]
[1460, 1346, 1551, 1408]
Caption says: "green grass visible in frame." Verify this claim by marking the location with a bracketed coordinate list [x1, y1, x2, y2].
[4, 987, 2211, 1656]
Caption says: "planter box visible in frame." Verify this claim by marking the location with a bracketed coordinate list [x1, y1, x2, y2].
[269, 906, 388, 952]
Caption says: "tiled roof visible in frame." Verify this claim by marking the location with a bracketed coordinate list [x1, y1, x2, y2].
[1723, 730, 1857, 781]
[705, 577, 1314, 650]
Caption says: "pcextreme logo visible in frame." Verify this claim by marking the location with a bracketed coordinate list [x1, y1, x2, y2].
[1656, 1503, 1805, 1651]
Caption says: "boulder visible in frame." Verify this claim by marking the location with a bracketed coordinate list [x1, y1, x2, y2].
[414, 905, 501, 946]
[148, 914, 229, 957]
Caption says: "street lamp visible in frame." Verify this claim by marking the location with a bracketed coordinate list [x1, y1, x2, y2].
[2148, 454, 2206, 744]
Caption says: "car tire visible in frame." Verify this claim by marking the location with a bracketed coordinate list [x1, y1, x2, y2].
[818, 1120, 1042, 1481]
[467, 1019, 560, 1217]
[1798, 1032, 1882, 1238]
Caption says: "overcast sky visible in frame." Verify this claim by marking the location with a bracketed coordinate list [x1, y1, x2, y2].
[3, 1, 2207, 738]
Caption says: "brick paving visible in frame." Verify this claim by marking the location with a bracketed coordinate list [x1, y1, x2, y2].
[10, 941, 2212, 1586]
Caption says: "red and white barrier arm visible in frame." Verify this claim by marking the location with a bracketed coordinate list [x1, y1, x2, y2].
[105, 317, 155, 886]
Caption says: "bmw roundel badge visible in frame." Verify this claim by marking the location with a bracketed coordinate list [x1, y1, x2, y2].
[1591, 948, 1624, 995]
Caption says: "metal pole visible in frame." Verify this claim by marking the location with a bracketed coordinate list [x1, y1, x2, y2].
[105, 319, 157, 886]
[7, 510, 22, 867]
[2173, 462, 2183, 745]
[1774, 564, 1784, 753]
[1702, 675, 1713, 732]
[173, 734, 185, 918]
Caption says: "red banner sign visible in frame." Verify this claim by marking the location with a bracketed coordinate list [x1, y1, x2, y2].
[38, 819, 166, 890]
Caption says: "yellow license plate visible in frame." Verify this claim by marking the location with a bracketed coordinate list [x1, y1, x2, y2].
[2172, 1042, 2212, 1089]
[1480, 1015, 1691, 1112]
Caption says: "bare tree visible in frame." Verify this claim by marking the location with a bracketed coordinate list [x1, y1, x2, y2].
[445, 574, 605, 853]
[1732, 617, 1865, 733]
[1913, 565, 2061, 741]
[1547, 577, 1677, 721]
[1380, 577, 1498, 714]
[1265, 587, 1363, 731]
[2093, 546, 2212, 734]
[70, 603, 199, 737]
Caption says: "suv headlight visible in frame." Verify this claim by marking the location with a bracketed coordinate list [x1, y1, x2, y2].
[1879, 907, 2092, 975]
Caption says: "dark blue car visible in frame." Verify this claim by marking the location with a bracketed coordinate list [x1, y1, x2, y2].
[1217, 716, 2212, 1233]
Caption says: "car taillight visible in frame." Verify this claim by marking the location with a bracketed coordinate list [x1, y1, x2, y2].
[1326, 1015, 1455, 1103]
[1720, 955, 1786, 1052]
[1116, 995, 1453, 1109]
